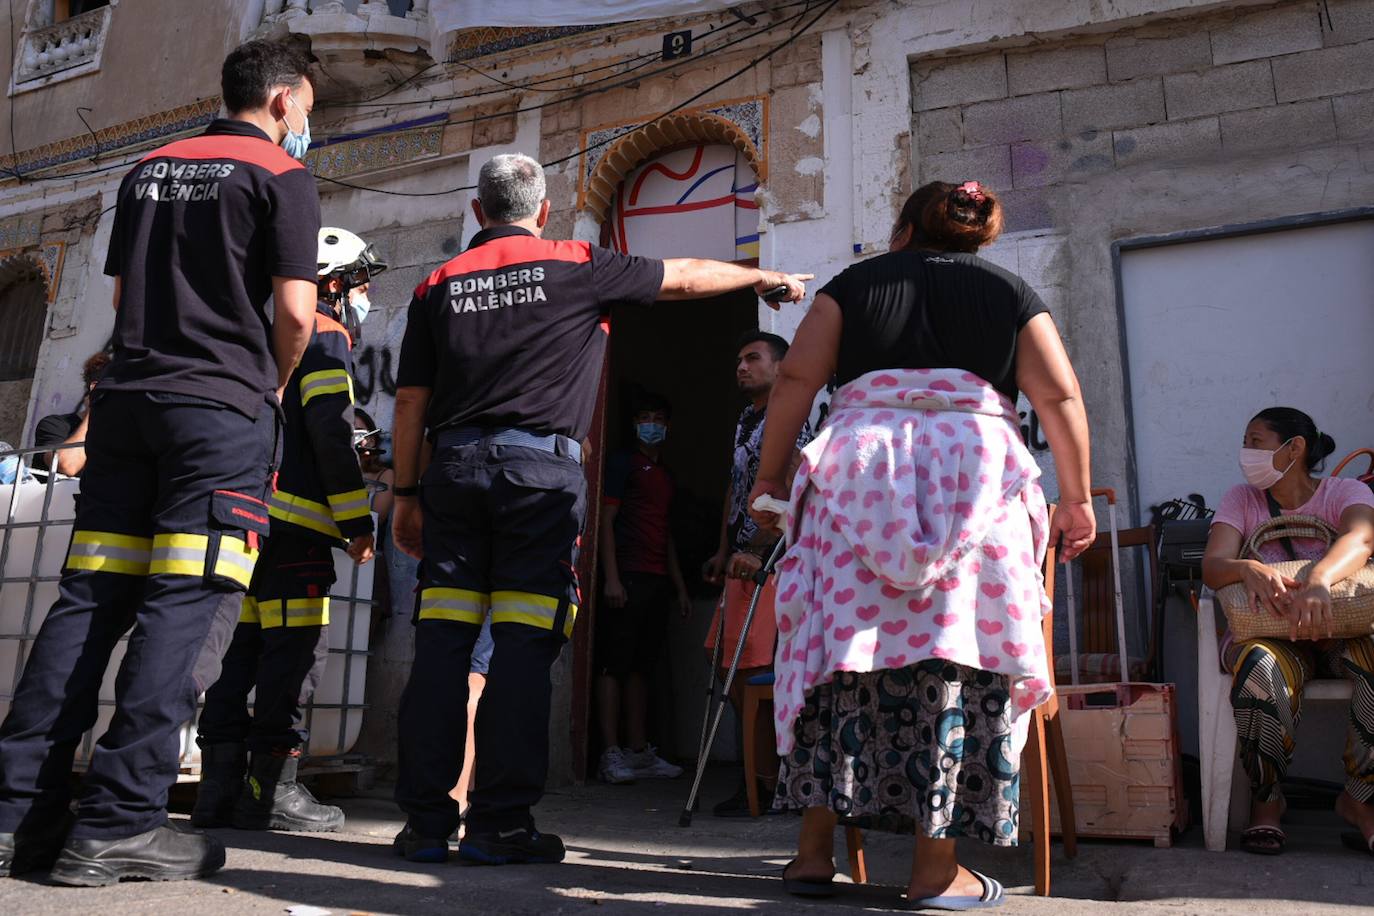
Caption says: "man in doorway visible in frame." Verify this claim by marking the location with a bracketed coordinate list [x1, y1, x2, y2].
[596, 390, 690, 785]
[0, 39, 319, 885]
[31, 350, 111, 477]
[702, 331, 810, 817]
[389, 151, 810, 865]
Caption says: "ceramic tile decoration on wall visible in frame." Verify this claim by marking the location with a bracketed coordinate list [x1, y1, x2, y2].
[305, 119, 447, 180]
[578, 96, 767, 211]
[0, 96, 221, 178]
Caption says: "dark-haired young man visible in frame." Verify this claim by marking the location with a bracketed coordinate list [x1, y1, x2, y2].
[0, 39, 320, 885]
[596, 392, 690, 786]
[703, 331, 810, 817]
[31, 350, 112, 477]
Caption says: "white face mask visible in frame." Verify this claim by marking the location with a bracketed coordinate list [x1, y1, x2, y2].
[1239, 439, 1295, 490]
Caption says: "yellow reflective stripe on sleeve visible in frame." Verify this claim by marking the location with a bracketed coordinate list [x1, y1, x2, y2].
[299, 369, 354, 407]
[149, 532, 210, 577]
[417, 587, 488, 624]
[65, 530, 152, 576]
[213, 535, 258, 588]
[327, 488, 371, 522]
[239, 597, 260, 625]
[269, 490, 343, 539]
[255, 597, 329, 629]
[491, 590, 577, 638]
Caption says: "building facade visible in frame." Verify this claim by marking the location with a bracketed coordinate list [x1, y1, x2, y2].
[3, 0, 1372, 783]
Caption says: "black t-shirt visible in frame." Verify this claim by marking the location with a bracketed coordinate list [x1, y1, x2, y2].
[397, 225, 664, 440]
[102, 118, 321, 416]
[820, 249, 1048, 401]
[31, 411, 81, 474]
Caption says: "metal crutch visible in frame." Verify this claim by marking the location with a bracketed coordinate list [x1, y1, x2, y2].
[679, 497, 790, 828]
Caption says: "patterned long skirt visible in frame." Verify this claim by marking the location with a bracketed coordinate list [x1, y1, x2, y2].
[773, 660, 1022, 846]
[1230, 635, 1374, 803]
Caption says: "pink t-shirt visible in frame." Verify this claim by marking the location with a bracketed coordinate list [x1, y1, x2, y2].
[1212, 477, 1374, 563]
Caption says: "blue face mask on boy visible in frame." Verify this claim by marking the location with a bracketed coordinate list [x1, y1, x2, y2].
[281, 94, 311, 161]
[636, 422, 667, 446]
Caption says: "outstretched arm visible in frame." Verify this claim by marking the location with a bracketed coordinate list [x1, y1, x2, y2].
[659, 259, 811, 304]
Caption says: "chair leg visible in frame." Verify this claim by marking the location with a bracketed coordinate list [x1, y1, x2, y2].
[844, 826, 867, 885]
[1199, 658, 1237, 852]
[742, 688, 760, 818]
[1023, 709, 1052, 897]
[1044, 698, 1078, 859]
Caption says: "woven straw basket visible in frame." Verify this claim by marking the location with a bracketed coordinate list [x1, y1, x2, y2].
[1217, 514, 1374, 641]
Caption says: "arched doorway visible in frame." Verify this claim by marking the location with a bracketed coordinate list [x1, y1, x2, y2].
[572, 136, 765, 778]
[0, 256, 50, 447]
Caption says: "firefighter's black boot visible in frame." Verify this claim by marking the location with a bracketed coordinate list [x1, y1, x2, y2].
[231, 752, 344, 832]
[190, 742, 247, 828]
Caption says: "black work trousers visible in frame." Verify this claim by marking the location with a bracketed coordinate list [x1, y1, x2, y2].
[0, 390, 278, 840]
[197, 533, 335, 754]
[394, 437, 584, 839]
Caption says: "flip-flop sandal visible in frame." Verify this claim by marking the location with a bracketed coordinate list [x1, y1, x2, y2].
[1241, 825, 1286, 855]
[781, 859, 835, 898]
[902, 869, 1005, 911]
[1340, 831, 1374, 856]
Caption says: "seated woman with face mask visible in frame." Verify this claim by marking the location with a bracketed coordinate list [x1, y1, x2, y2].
[1202, 407, 1374, 857]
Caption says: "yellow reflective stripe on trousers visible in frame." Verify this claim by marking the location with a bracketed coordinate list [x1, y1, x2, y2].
[65, 530, 152, 576]
[214, 535, 258, 588]
[269, 490, 343, 539]
[491, 590, 577, 638]
[149, 532, 209, 577]
[417, 587, 488, 624]
[240, 597, 260, 624]
[327, 488, 371, 522]
[300, 369, 354, 407]
[255, 597, 329, 628]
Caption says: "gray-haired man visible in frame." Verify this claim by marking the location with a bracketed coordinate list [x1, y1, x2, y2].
[389, 153, 811, 865]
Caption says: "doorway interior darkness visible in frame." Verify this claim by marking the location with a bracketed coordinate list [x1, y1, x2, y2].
[584, 288, 759, 773]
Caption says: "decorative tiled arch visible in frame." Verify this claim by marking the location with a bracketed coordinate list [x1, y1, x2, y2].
[578, 96, 766, 223]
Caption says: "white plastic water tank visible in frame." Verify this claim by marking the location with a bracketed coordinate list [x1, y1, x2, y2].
[0, 478, 374, 777]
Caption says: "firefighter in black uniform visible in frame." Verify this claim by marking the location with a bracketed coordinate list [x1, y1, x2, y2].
[191, 228, 383, 834]
[390, 152, 810, 865]
[0, 41, 320, 886]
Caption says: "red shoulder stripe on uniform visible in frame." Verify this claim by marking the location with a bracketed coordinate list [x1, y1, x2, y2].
[414, 236, 592, 297]
[140, 135, 303, 176]
[315, 312, 353, 348]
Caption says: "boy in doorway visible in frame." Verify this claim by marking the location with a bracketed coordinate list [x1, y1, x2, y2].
[596, 391, 691, 784]
[702, 331, 811, 816]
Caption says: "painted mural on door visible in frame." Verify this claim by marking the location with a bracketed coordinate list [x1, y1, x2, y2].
[604, 144, 758, 262]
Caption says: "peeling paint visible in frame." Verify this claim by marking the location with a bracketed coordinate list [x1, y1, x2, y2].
[794, 156, 825, 176]
[796, 114, 821, 138]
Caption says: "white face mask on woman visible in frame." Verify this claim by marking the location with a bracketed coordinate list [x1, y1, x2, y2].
[1239, 439, 1295, 490]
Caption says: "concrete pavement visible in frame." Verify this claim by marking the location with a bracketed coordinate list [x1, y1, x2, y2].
[1, 772, 1370, 914]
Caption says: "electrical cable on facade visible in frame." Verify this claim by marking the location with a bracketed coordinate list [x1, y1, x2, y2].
[317, 0, 837, 199]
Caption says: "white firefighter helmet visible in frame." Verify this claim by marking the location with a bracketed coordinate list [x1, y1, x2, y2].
[317, 227, 387, 282]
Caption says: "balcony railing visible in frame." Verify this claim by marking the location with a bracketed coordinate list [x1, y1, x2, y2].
[11, 5, 114, 92]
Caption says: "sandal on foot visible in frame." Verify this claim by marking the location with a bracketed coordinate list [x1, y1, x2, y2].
[1340, 831, 1374, 856]
[902, 869, 1005, 911]
[781, 859, 835, 898]
[1241, 825, 1286, 855]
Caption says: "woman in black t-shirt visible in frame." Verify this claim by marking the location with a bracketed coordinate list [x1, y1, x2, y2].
[750, 182, 1094, 908]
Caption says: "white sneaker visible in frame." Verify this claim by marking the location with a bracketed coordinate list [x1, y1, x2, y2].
[599, 746, 638, 785]
[624, 745, 684, 779]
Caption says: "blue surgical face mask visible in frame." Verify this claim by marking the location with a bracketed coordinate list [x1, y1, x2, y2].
[281, 94, 311, 160]
[347, 288, 370, 328]
[636, 422, 667, 446]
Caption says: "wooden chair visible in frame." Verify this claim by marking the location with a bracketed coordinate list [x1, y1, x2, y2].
[1023, 512, 1078, 896]
[738, 508, 1077, 894]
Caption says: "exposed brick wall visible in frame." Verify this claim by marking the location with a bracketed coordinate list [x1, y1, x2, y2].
[910, 1, 1374, 231]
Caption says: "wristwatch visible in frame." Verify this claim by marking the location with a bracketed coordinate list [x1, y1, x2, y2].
[393, 484, 419, 497]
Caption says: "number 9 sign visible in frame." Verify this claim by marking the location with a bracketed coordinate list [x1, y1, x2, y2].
[662, 30, 693, 61]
